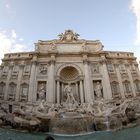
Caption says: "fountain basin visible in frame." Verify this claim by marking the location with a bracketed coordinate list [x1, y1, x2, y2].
[50, 113, 94, 134]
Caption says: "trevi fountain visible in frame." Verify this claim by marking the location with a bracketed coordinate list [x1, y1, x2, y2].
[0, 30, 140, 139]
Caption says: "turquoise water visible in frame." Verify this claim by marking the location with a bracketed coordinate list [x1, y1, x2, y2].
[0, 126, 140, 140]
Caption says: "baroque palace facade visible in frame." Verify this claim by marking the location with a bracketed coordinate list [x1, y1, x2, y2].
[0, 30, 140, 112]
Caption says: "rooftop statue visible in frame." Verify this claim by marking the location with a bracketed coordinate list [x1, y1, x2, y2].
[58, 29, 79, 41]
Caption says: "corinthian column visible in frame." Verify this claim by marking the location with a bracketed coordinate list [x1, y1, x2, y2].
[28, 56, 37, 102]
[80, 80, 84, 103]
[126, 65, 136, 96]
[56, 80, 60, 104]
[115, 64, 125, 98]
[136, 64, 140, 79]
[83, 55, 92, 103]
[47, 55, 55, 103]
[15, 63, 24, 101]
[100, 56, 112, 99]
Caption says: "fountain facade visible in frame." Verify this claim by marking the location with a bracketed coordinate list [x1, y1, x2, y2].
[0, 30, 140, 134]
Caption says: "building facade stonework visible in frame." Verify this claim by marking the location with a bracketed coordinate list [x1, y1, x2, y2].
[0, 30, 140, 112]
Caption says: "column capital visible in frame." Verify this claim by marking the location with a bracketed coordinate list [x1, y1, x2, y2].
[31, 61, 37, 65]
[83, 59, 89, 64]
[19, 61, 25, 68]
[79, 75, 84, 80]
[31, 55, 38, 64]
[55, 76, 60, 81]
[49, 55, 56, 64]
[83, 54, 89, 64]
[99, 55, 107, 64]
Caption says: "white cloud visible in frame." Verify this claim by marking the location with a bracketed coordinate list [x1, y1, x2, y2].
[130, 0, 140, 45]
[0, 30, 27, 64]
[5, 4, 10, 9]
[19, 38, 24, 41]
[11, 30, 17, 39]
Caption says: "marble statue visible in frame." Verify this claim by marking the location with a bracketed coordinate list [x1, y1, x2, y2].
[58, 30, 79, 41]
[63, 83, 78, 110]
[64, 83, 76, 104]
[37, 83, 46, 101]
[94, 82, 103, 99]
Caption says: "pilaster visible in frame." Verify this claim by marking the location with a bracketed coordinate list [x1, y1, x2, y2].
[83, 54, 93, 103]
[15, 62, 24, 101]
[126, 65, 136, 96]
[115, 64, 125, 98]
[56, 80, 60, 104]
[47, 55, 56, 103]
[100, 56, 112, 99]
[28, 55, 37, 102]
[79, 80, 84, 103]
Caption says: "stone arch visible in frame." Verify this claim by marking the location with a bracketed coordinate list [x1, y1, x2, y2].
[0, 81, 6, 86]
[122, 79, 130, 83]
[21, 82, 29, 86]
[57, 63, 82, 81]
[111, 81, 119, 84]
[134, 79, 140, 83]
[56, 64, 83, 104]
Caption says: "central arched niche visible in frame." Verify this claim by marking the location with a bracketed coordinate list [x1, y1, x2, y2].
[57, 64, 82, 104]
[60, 66, 79, 81]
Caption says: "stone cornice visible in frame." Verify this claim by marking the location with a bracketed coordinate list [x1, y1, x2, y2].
[37, 39, 102, 45]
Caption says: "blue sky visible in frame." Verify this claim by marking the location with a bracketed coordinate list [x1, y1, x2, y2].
[0, 0, 140, 63]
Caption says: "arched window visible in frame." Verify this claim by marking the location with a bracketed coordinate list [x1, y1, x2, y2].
[0, 82, 5, 99]
[8, 82, 16, 100]
[107, 64, 114, 72]
[3, 66, 8, 72]
[123, 80, 131, 95]
[0, 82, 5, 94]
[24, 65, 30, 72]
[21, 83, 28, 96]
[20, 83, 28, 101]
[13, 65, 19, 72]
[9, 83, 16, 95]
[119, 64, 126, 72]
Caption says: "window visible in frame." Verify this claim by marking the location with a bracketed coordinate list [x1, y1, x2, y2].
[0, 83, 5, 95]
[134, 81, 140, 92]
[119, 64, 125, 71]
[13, 66, 18, 72]
[107, 64, 114, 72]
[3, 66, 8, 72]
[111, 82, 120, 97]
[24, 65, 30, 72]
[130, 64, 136, 71]
[21, 85, 28, 96]
[9, 83, 16, 95]
[112, 84, 118, 93]
[124, 82, 131, 93]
